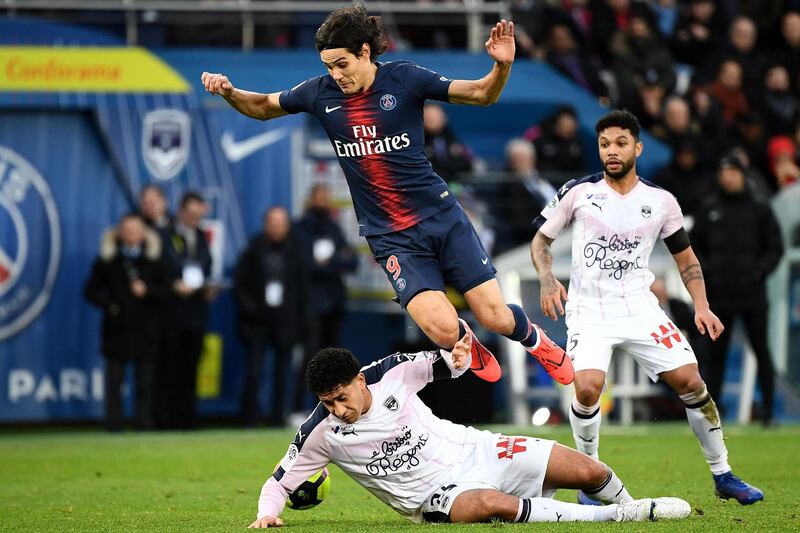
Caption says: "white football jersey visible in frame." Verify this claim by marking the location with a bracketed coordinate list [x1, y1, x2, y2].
[257, 350, 487, 523]
[536, 173, 684, 321]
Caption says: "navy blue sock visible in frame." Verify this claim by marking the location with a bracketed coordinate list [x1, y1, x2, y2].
[507, 304, 539, 347]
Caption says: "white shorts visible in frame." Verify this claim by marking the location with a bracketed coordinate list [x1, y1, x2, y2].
[420, 431, 556, 522]
[567, 310, 698, 382]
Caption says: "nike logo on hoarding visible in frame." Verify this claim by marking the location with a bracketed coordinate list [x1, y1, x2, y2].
[325, 105, 342, 113]
[220, 128, 287, 162]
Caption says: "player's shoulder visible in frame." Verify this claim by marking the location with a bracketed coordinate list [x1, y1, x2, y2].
[291, 403, 333, 451]
[361, 351, 435, 385]
[639, 177, 679, 203]
[380, 59, 418, 71]
[638, 177, 667, 192]
[381, 60, 441, 80]
[288, 74, 333, 94]
[554, 172, 604, 200]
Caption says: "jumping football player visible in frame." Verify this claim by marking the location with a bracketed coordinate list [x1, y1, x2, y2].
[531, 109, 763, 505]
[248, 335, 691, 527]
[201, 2, 572, 385]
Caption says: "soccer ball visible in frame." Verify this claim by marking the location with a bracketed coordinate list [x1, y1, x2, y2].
[285, 467, 331, 510]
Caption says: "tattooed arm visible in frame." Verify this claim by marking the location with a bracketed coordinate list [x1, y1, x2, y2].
[531, 231, 568, 320]
[672, 246, 724, 341]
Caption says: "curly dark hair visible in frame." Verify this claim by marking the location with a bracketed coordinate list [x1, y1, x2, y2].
[315, 2, 388, 62]
[305, 347, 361, 395]
[595, 109, 641, 141]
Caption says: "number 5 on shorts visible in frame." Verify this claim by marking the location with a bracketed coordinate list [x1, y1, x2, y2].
[386, 255, 401, 280]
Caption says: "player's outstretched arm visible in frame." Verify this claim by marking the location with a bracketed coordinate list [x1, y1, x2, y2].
[200, 72, 287, 121]
[448, 20, 514, 106]
[248, 516, 283, 528]
[671, 247, 724, 340]
[531, 231, 567, 320]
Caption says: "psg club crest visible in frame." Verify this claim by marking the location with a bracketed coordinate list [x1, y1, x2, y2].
[141, 109, 191, 181]
[0, 145, 61, 341]
[379, 94, 397, 111]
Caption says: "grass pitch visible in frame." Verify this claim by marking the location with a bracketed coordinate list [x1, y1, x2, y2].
[2, 424, 798, 532]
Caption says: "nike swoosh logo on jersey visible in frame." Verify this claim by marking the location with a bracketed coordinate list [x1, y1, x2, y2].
[325, 105, 342, 113]
[481, 257, 489, 265]
[220, 128, 288, 162]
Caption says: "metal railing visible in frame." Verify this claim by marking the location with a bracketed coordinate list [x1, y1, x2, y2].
[1, 0, 510, 50]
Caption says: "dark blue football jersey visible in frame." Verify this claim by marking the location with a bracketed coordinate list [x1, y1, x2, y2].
[279, 60, 457, 236]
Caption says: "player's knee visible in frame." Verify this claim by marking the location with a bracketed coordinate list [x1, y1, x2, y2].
[472, 302, 513, 334]
[673, 374, 705, 396]
[475, 490, 509, 517]
[426, 315, 461, 348]
[573, 383, 602, 406]
[584, 460, 610, 488]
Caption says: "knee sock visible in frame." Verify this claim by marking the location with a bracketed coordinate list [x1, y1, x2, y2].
[569, 398, 601, 459]
[582, 465, 633, 504]
[680, 384, 731, 475]
[514, 497, 619, 522]
[506, 304, 539, 348]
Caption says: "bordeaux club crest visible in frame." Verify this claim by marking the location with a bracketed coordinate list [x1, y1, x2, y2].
[0, 145, 61, 341]
[141, 109, 191, 181]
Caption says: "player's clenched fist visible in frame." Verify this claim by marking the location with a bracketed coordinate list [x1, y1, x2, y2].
[200, 72, 235, 96]
[450, 333, 471, 369]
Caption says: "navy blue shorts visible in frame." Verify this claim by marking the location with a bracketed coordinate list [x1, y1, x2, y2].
[366, 203, 496, 308]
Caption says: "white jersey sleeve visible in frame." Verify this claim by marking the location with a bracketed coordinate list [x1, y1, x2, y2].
[659, 192, 685, 239]
[535, 179, 581, 239]
[361, 350, 467, 394]
[257, 405, 332, 519]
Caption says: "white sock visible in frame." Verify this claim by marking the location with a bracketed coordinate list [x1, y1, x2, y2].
[569, 398, 601, 459]
[680, 384, 731, 475]
[582, 465, 633, 503]
[514, 497, 619, 522]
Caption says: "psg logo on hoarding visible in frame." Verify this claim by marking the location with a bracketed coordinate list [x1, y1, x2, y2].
[142, 108, 191, 181]
[0, 145, 61, 341]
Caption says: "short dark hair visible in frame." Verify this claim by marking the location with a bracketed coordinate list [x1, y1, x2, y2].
[595, 110, 641, 140]
[315, 2, 388, 62]
[180, 191, 206, 208]
[305, 348, 361, 395]
[719, 152, 746, 173]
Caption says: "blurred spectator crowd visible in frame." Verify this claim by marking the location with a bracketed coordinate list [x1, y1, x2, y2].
[414, 0, 800, 253]
[76, 0, 800, 429]
[84, 184, 355, 431]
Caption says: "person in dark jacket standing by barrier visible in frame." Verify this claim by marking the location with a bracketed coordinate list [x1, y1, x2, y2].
[158, 191, 213, 430]
[84, 214, 167, 431]
[293, 184, 358, 413]
[690, 155, 784, 426]
[235, 206, 309, 427]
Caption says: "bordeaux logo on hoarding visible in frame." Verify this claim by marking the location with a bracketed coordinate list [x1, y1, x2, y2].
[142, 109, 191, 181]
[0, 145, 61, 341]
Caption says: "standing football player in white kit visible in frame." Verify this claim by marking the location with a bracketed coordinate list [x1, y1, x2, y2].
[530, 109, 763, 506]
[248, 334, 690, 528]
